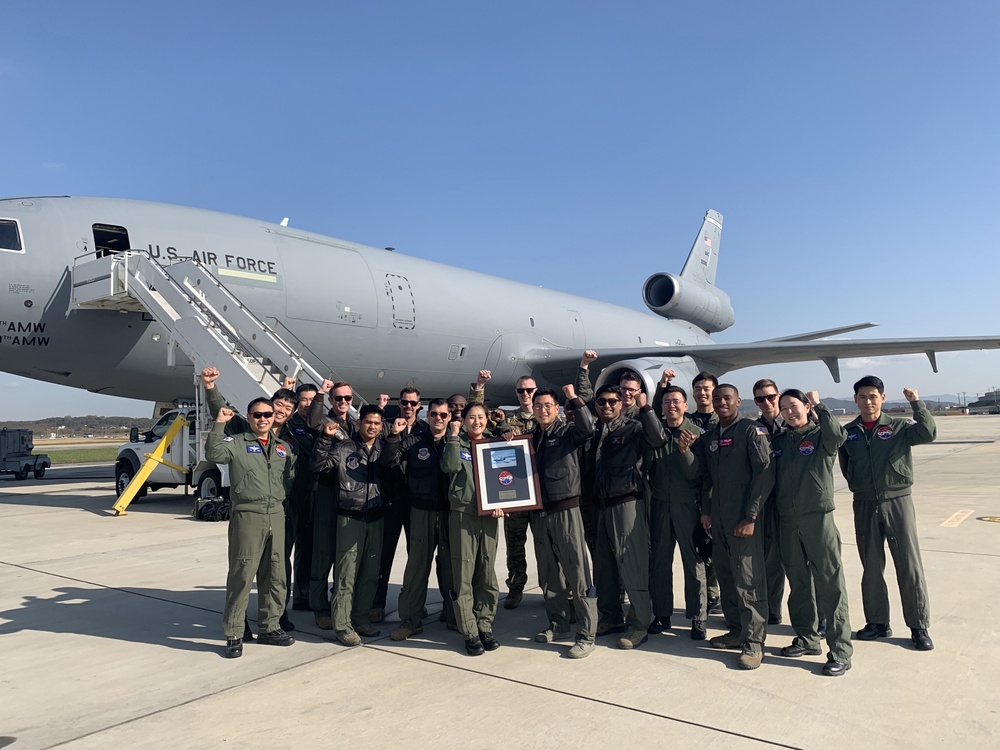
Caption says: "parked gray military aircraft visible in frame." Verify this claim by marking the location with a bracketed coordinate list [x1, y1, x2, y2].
[0, 196, 997, 405]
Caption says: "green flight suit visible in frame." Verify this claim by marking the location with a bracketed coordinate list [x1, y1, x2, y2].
[469, 385, 534, 596]
[839, 400, 936, 629]
[772, 403, 852, 664]
[694, 417, 774, 652]
[442, 432, 499, 639]
[205, 422, 295, 639]
[645, 417, 706, 621]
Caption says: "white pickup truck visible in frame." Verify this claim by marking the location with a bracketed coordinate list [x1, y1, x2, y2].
[114, 397, 227, 501]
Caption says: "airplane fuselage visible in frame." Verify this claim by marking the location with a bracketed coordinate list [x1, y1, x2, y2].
[0, 196, 709, 404]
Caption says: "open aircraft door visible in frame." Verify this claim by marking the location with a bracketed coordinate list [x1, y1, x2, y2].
[483, 333, 520, 387]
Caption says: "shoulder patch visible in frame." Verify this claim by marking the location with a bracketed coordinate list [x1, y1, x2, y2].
[907, 419, 917, 425]
[222, 436, 235, 442]
[755, 426, 768, 436]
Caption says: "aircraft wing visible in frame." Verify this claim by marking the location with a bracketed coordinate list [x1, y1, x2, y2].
[526, 335, 1000, 383]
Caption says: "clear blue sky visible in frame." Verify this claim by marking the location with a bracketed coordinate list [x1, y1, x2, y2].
[3, 1, 999, 419]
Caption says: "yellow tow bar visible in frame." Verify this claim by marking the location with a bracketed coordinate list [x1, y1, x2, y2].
[113, 414, 191, 516]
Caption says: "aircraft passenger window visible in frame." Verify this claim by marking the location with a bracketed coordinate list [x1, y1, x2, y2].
[93, 223, 131, 258]
[0, 219, 23, 253]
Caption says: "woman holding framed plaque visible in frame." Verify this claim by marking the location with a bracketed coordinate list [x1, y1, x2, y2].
[442, 403, 506, 656]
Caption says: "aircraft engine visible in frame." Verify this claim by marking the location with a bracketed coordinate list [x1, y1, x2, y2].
[641, 273, 735, 333]
[592, 357, 698, 405]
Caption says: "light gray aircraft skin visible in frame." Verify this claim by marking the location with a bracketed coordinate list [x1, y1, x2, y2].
[0, 196, 997, 405]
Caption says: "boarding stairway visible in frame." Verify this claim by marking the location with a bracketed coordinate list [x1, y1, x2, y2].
[69, 249, 326, 416]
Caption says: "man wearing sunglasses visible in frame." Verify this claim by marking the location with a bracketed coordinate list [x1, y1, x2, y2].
[752, 379, 787, 628]
[207, 399, 297, 659]
[576, 350, 643, 419]
[383, 398, 457, 639]
[588, 384, 666, 650]
[201, 367, 302, 635]
[470, 371, 539, 610]
[307, 379, 358, 628]
[372, 387, 429, 623]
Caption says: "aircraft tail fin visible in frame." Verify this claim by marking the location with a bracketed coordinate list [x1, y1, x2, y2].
[678, 209, 723, 287]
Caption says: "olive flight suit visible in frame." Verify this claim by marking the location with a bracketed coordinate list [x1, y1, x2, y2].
[693, 417, 774, 653]
[205, 422, 295, 639]
[756, 413, 788, 622]
[772, 403, 852, 664]
[838, 400, 936, 629]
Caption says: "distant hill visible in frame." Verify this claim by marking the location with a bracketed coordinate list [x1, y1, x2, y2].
[0, 415, 154, 437]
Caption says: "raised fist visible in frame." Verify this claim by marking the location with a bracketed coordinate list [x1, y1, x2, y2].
[903, 387, 918, 402]
[217, 407, 234, 423]
[322, 420, 339, 436]
[805, 391, 820, 406]
[319, 379, 334, 395]
[448, 420, 461, 436]
[392, 417, 408, 435]
[476, 370, 492, 389]
[282, 376, 297, 390]
[562, 384, 577, 400]
[635, 391, 647, 409]
[678, 429, 697, 452]
[580, 350, 598, 367]
[201, 367, 220, 387]
[659, 368, 677, 387]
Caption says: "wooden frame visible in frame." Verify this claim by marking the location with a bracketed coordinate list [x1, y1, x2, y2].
[470, 435, 543, 516]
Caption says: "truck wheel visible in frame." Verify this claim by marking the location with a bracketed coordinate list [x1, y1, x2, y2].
[115, 461, 146, 500]
[197, 469, 223, 500]
[33, 466, 46, 479]
[14, 466, 29, 481]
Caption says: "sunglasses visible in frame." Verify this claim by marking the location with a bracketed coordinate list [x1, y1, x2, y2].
[399, 399, 420, 407]
[428, 411, 450, 419]
[596, 398, 620, 406]
[515, 387, 536, 394]
[250, 411, 274, 419]
[332, 395, 353, 402]
[754, 394, 779, 404]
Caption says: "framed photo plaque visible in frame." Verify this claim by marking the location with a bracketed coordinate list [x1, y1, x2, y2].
[470, 436, 542, 516]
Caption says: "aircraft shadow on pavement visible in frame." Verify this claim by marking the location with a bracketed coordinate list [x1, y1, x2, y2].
[0, 584, 231, 654]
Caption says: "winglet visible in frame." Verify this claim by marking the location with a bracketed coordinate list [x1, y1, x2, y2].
[679, 209, 723, 287]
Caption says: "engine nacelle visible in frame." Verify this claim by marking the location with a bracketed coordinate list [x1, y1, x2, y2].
[592, 357, 697, 406]
[642, 273, 735, 333]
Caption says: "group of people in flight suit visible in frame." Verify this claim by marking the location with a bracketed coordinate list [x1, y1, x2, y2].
[202, 351, 937, 676]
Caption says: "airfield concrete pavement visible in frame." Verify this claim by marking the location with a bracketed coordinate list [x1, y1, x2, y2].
[1, 416, 999, 749]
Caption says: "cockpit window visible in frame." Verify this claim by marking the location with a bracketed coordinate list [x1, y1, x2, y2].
[0, 219, 23, 253]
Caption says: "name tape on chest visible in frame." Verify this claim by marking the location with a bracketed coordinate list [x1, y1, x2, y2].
[846, 432, 859, 442]
[460, 449, 472, 461]
[246, 444, 263, 453]
[719, 437, 734, 448]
